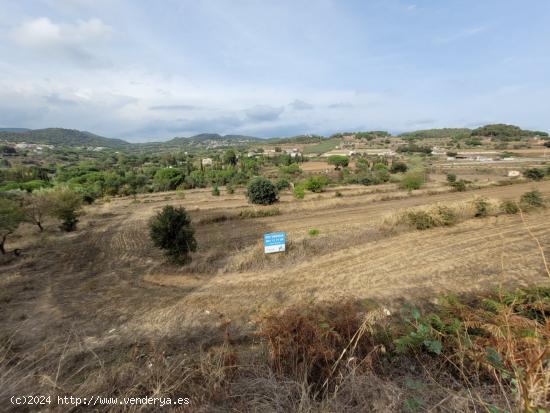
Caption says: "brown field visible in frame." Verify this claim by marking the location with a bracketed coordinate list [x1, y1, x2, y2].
[2, 178, 550, 410]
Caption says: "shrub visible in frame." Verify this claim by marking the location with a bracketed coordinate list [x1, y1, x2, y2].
[246, 177, 278, 205]
[293, 184, 305, 199]
[279, 163, 302, 175]
[451, 180, 466, 192]
[434, 206, 457, 226]
[520, 190, 544, 209]
[473, 197, 490, 217]
[275, 178, 290, 191]
[524, 168, 545, 181]
[48, 187, 82, 231]
[446, 173, 457, 183]
[212, 185, 220, 196]
[500, 200, 519, 214]
[400, 172, 425, 190]
[226, 185, 235, 195]
[239, 207, 281, 219]
[149, 206, 197, 264]
[0, 198, 25, 254]
[308, 228, 320, 236]
[335, 191, 343, 197]
[390, 162, 408, 173]
[304, 175, 328, 193]
[407, 211, 435, 230]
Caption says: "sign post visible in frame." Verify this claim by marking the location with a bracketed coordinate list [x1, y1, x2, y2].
[264, 232, 286, 254]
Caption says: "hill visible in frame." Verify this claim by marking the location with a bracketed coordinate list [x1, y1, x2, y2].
[400, 128, 472, 140]
[471, 124, 549, 140]
[0, 128, 131, 149]
[0, 128, 31, 133]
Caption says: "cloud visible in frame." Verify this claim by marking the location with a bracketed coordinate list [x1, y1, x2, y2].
[245, 105, 284, 122]
[328, 102, 354, 109]
[289, 99, 313, 110]
[11, 17, 112, 65]
[149, 104, 199, 111]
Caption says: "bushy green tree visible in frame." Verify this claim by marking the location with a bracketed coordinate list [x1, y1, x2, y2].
[0, 197, 25, 254]
[149, 206, 197, 264]
[153, 168, 185, 191]
[327, 155, 349, 170]
[49, 187, 82, 232]
[400, 171, 425, 190]
[246, 177, 278, 205]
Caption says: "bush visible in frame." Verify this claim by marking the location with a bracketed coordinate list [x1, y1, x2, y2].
[520, 190, 544, 209]
[275, 178, 290, 191]
[500, 200, 519, 214]
[0, 198, 26, 254]
[239, 207, 281, 219]
[149, 206, 197, 264]
[446, 173, 457, 183]
[524, 168, 545, 181]
[474, 198, 490, 217]
[304, 175, 328, 193]
[226, 185, 235, 194]
[246, 177, 278, 205]
[293, 184, 305, 199]
[212, 185, 220, 196]
[400, 172, 425, 190]
[407, 211, 435, 230]
[451, 180, 466, 192]
[390, 162, 408, 173]
[335, 191, 343, 197]
[49, 187, 82, 231]
[308, 228, 320, 236]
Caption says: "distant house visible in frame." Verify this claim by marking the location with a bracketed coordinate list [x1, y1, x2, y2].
[201, 158, 213, 166]
[507, 170, 521, 178]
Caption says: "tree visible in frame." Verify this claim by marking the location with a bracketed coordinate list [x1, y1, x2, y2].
[327, 155, 349, 170]
[223, 149, 237, 166]
[153, 168, 185, 191]
[49, 187, 82, 232]
[544, 141, 550, 148]
[149, 206, 197, 263]
[0, 198, 25, 254]
[246, 177, 278, 205]
[23, 189, 52, 232]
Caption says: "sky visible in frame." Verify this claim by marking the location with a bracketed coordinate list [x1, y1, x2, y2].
[1, 0, 549, 142]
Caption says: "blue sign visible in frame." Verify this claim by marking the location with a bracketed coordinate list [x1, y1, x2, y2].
[264, 232, 286, 254]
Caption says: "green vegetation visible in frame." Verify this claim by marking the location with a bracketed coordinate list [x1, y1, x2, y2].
[0, 198, 25, 254]
[524, 168, 545, 181]
[293, 184, 305, 199]
[400, 128, 471, 140]
[472, 124, 548, 140]
[246, 177, 278, 205]
[239, 207, 281, 219]
[303, 175, 328, 193]
[397, 143, 432, 154]
[0, 128, 130, 148]
[327, 155, 349, 170]
[308, 228, 320, 236]
[49, 187, 83, 232]
[520, 190, 545, 209]
[400, 171, 425, 190]
[500, 200, 519, 214]
[149, 205, 197, 264]
[302, 139, 341, 154]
